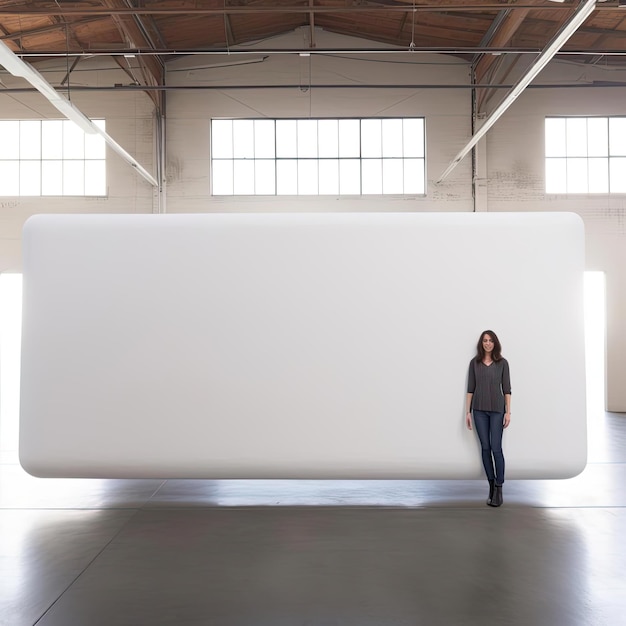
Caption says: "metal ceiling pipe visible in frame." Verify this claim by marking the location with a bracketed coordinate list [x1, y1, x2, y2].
[0, 4, 590, 16]
[10, 47, 626, 58]
[3, 82, 625, 93]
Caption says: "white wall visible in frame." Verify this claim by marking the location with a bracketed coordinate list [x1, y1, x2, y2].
[19, 213, 586, 478]
[1, 28, 625, 409]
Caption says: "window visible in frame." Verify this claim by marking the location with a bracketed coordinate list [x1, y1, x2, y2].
[211, 118, 425, 196]
[0, 119, 106, 196]
[545, 117, 626, 194]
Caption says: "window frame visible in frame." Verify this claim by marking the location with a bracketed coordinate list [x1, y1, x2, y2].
[545, 116, 626, 195]
[0, 119, 107, 197]
[210, 117, 426, 197]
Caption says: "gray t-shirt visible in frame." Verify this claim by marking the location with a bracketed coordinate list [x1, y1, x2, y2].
[467, 358, 511, 413]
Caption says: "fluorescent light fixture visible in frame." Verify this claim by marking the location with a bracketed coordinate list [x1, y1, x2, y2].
[0, 40, 95, 135]
[0, 40, 158, 187]
[91, 125, 158, 187]
[437, 0, 597, 183]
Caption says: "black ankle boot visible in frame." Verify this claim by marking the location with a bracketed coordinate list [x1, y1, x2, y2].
[487, 480, 495, 505]
[490, 484, 503, 507]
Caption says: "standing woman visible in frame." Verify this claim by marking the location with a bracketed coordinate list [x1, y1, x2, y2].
[465, 330, 511, 507]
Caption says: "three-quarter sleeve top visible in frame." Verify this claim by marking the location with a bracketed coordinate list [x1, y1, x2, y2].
[467, 358, 511, 413]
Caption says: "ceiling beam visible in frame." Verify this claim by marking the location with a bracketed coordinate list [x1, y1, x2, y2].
[225, 16, 235, 46]
[100, 0, 164, 111]
[309, 0, 316, 48]
[10, 46, 626, 58]
[0, 17, 106, 44]
[0, 21, 22, 48]
[473, 10, 532, 111]
[474, 9, 533, 85]
[5, 81, 626, 93]
[0, 4, 611, 17]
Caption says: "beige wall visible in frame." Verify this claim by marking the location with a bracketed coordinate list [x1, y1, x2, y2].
[0, 28, 625, 409]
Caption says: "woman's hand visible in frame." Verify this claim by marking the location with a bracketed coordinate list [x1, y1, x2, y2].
[465, 412, 472, 430]
[503, 412, 511, 428]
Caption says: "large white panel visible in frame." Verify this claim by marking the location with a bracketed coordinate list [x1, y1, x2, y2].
[19, 212, 586, 479]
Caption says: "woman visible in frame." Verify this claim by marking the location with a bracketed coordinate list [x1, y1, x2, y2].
[465, 330, 511, 507]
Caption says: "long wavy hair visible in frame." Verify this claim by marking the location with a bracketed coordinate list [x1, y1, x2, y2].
[475, 330, 503, 362]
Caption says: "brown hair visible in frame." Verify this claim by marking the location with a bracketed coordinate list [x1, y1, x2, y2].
[476, 330, 503, 362]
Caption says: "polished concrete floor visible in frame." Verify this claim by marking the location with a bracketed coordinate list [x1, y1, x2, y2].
[1, 411, 625, 626]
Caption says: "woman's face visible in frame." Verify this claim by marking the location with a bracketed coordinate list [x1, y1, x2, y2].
[482, 334, 494, 354]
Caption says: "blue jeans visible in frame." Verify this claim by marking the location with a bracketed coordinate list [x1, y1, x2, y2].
[473, 410, 505, 485]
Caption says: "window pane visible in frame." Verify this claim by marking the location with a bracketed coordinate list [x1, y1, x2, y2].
[382, 159, 403, 194]
[276, 121, 297, 158]
[63, 121, 85, 159]
[609, 157, 626, 192]
[212, 120, 233, 159]
[361, 119, 382, 158]
[297, 120, 317, 158]
[382, 119, 403, 157]
[212, 160, 233, 195]
[404, 159, 425, 194]
[0, 122, 19, 158]
[566, 158, 588, 193]
[19, 161, 41, 196]
[318, 120, 339, 158]
[588, 158, 609, 193]
[211, 117, 425, 197]
[63, 161, 85, 195]
[0, 161, 19, 195]
[254, 120, 275, 159]
[255, 160, 275, 194]
[42, 121, 63, 159]
[233, 120, 254, 159]
[85, 126, 106, 159]
[546, 158, 566, 194]
[338, 120, 360, 158]
[587, 118, 608, 157]
[85, 160, 106, 195]
[609, 118, 626, 156]
[362, 159, 382, 194]
[319, 159, 339, 195]
[277, 160, 298, 194]
[0, 119, 107, 197]
[566, 118, 587, 157]
[20, 121, 41, 159]
[403, 119, 424, 158]
[297, 160, 318, 195]
[545, 118, 566, 157]
[233, 160, 255, 194]
[41, 161, 63, 195]
[339, 159, 360, 194]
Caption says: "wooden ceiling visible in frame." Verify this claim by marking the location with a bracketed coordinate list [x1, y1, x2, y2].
[1, 0, 626, 110]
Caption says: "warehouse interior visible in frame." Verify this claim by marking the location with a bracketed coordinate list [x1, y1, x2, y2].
[1, 1, 626, 624]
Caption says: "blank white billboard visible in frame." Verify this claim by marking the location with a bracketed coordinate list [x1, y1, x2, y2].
[19, 212, 586, 479]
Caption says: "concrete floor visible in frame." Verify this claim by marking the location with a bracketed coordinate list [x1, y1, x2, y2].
[1, 411, 625, 626]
